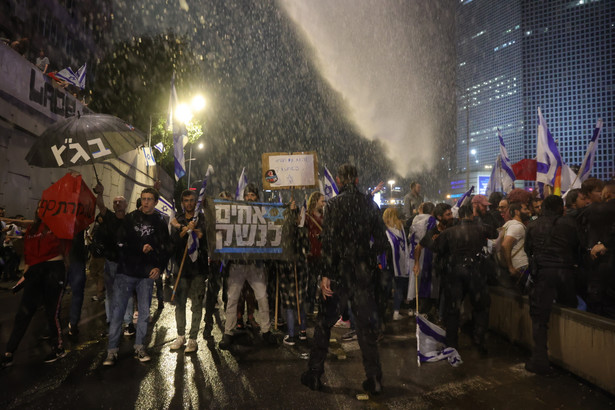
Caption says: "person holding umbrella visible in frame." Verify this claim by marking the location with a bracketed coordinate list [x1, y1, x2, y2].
[1, 209, 70, 367]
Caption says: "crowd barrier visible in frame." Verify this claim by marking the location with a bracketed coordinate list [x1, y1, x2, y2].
[489, 286, 615, 395]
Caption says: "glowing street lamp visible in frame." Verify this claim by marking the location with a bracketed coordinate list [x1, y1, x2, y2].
[388, 180, 395, 203]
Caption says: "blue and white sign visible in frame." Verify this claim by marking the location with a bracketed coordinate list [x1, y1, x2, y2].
[478, 175, 491, 195]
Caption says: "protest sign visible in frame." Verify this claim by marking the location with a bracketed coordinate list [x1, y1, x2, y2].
[212, 199, 287, 260]
[261, 151, 318, 190]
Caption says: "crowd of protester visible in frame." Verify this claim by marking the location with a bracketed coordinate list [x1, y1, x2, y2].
[0, 167, 613, 391]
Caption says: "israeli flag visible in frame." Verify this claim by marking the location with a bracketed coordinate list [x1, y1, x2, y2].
[235, 167, 248, 200]
[298, 197, 307, 227]
[536, 108, 562, 188]
[451, 185, 474, 218]
[196, 164, 214, 212]
[153, 142, 165, 153]
[55, 63, 86, 89]
[497, 129, 516, 193]
[187, 222, 199, 263]
[416, 314, 462, 367]
[169, 74, 187, 181]
[572, 119, 603, 189]
[322, 166, 338, 201]
[142, 147, 156, 166]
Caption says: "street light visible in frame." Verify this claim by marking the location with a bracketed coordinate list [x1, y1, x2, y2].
[388, 180, 395, 203]
[174, 94, 206, 188]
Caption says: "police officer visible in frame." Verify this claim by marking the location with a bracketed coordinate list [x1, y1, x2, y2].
[301, 164, 388, 395]
[524, 195, 580, 375]
[434, 204, 497, 354]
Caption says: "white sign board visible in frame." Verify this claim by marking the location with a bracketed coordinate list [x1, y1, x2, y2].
[262, 152, 318, 189]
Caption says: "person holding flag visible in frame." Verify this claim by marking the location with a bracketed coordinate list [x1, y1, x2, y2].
[168, 189, 208, 353]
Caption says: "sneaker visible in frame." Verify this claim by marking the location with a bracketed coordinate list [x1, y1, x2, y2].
[236, 319, 245, 330]
[123, 323, 136, 336]
[283, 335, 297, 346]
[299, 330, 307, 341]
[334, 318, 350, 328]
[407, 309, 415, 317]
[185, 339, 198, 353]
[103, 352, 118, 366]
[1, 353, 13, 368]
[219, 334, 233, 350]
[134, 347, 151, 362]
[262, 331, 278, 346]
[393, 311, 402, 321]
[44, 347, 67, 363]
[170, 335, 186, 350]
[341, 330, 357, 342]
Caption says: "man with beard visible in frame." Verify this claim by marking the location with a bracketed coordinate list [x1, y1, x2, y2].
[500, 202, 531, 287]
[301, 163, 388, 395]
[434, 205, 497, 354]
[412, 202, 453, 318]
[472, 194, 499, 231]
[524, 195, 580, 375]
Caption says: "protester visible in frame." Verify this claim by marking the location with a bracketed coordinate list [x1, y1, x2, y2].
[103, 187, 171, 365]
[488, 192, 505, 227]
[530, 191, 543, 220]
[403, 182, 423, 220]
[434, 204, 497, 354]
[219, 183, 277, 350]
[564, 189, 589, 214]
[524, 195, 580, 375]
[499, 202, 531, 289]
[1, 209, 69, 367]
[67, 229, 88, 338]
[302, 163, 388, 395]
[305, 191, 325, 316]
[578, 179, 615, 318]
[498, 198, 511, 223]
[280, 199, 309, 346]
[581, 178, 605, 204]
[35, 49, 49, 73]
[472, 194, 499, 231]
[169, 190, 208, 353]
[382, 208, 412, 321]
[93, 184, 135, 336]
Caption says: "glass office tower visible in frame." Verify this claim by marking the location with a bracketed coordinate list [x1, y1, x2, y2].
[455, 0, 614, 194]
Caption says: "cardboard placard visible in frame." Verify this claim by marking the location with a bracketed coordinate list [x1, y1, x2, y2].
[261, 151, 318, 190]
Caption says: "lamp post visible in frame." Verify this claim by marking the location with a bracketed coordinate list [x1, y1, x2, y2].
[388, 180, 395, 203]
[187, 141, 204, 188]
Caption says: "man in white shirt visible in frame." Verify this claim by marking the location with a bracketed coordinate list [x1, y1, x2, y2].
[501, 202, 531, 280]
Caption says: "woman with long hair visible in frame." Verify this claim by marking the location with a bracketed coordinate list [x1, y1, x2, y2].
[381, 207, 412, 321]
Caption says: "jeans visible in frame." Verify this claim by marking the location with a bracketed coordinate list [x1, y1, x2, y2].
[104, 260, 133, 325]
[224, 263, 270, 335]
[108, 274, 153, 352]
[68, 260, 86, 327]
[174, 275, 206, 339]
[285, 307, 306, 337]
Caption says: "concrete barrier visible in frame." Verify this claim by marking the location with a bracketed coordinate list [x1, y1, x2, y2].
[489, 286, 615, 395]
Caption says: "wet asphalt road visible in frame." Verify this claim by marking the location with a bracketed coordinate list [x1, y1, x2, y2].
[0, 279, 613, 409]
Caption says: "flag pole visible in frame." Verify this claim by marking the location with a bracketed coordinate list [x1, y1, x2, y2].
[416, 274, 420, 367]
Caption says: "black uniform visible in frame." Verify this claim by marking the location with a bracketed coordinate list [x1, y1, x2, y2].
[525, 214, 580, 371]
[577, 199, 615, 318]
[305, 183, 388, 387]
[434, 219, 497, 350]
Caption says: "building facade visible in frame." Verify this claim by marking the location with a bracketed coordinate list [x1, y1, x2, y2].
[454, 0, 614, 196]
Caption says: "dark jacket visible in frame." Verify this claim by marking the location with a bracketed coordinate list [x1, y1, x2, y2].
[117, 210, 171, 278]
[321, 183, 388, 284]
[525, 215, 581, 269]
[434, 219, 497, 265]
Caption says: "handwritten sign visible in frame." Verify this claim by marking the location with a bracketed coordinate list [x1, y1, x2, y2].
[212, 199, 287, 260]
[261, 152, 318, 190]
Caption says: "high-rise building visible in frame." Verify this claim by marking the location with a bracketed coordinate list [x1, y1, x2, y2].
[454, 0, 614, 196]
